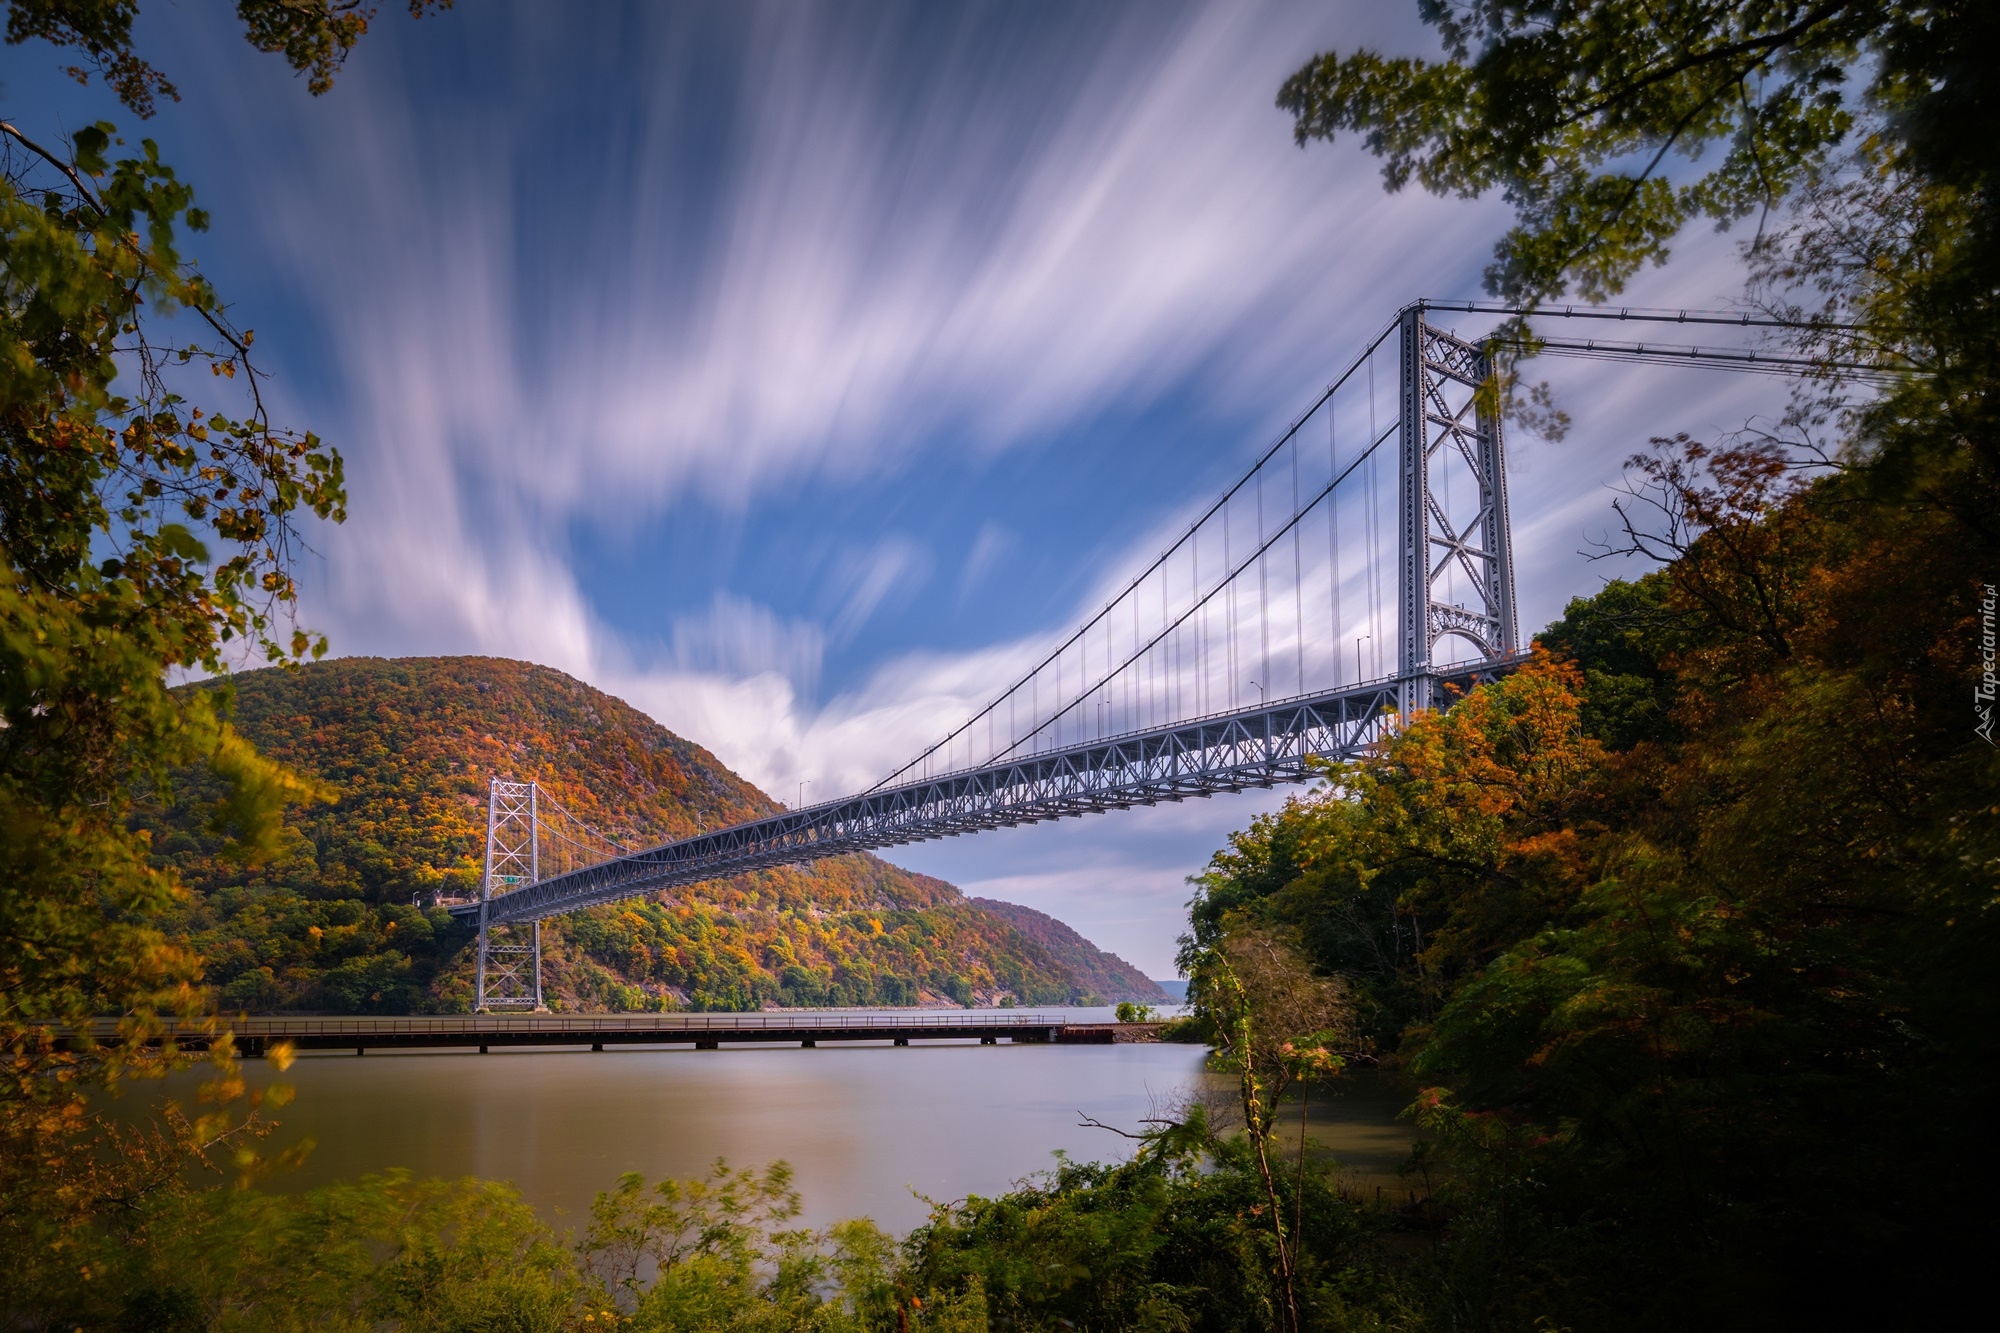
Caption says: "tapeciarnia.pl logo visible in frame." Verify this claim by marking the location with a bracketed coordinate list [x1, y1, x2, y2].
[1978, 583, 1998, 745]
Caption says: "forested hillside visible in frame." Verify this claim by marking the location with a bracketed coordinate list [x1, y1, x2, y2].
[970, 899, 1166, 1003]
[140, 657, 1147, 1013]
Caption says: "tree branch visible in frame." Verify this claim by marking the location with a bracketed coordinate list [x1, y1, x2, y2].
[1, 119, 260, 373]
[1557, 1, 1854, 126]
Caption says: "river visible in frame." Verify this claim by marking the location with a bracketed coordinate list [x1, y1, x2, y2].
[184, 1008, 1419, 1235]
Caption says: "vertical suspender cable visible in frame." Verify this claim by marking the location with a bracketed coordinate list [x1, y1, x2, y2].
[1366, 353, 1382, 678]
[1257, 459, 1270, 703]
[1330, 385, 1343, 682]
[1293, 431, 1305, 694]
[1219, 500, 1228, 711]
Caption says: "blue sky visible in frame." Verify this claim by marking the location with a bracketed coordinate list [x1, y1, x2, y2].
[3, 2, 1794, 977]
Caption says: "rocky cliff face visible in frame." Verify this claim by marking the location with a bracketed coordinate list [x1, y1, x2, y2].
[146, 656, 1146, 1013]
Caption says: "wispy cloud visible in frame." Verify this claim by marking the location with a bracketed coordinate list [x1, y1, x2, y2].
[671, 594, 825, 694]
[826, 537, 930, 643]
[182, 0, 1484, 770]
[152, 1, 1794, 972]
[957, 521, 1013, 601]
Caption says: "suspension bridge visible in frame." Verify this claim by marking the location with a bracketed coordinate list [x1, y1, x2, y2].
[450, 300, 1817, 1009]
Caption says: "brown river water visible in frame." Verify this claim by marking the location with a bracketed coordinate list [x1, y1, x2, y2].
[133, 1009, 1420, 1235]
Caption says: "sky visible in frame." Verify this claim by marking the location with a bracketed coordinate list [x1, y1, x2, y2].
[2, 1, 1796, 978]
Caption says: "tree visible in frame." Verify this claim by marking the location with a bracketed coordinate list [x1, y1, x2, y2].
[1278, 2, 1990, 306]
[8, 1, 454, 119]
[1186, 927, 1356, 1333]
[0, 113, 340, 1275]
[1277, 2, 1998, 549]
[0, 0, 442, 1300]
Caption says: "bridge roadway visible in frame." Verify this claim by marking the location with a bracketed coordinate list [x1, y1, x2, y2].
[454, 657, 1525, 928]
[59, 1012, 1121, 1056]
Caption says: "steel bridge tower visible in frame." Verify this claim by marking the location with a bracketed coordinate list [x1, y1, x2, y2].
[1398, 305, 1518, 713]
[475, 777, 543, 1011]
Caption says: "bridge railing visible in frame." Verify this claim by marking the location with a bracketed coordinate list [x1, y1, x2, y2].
[54, 1011, 1074, 1042]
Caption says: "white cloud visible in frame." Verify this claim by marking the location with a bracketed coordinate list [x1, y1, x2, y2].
[211, 1, 1489, 530]
[197, 1, 1488, 777]
[671, 593, 825, 693]
[825, 537, 930, 643]
[165, 2, 1800, 971]
[956, 522, 1013, 601]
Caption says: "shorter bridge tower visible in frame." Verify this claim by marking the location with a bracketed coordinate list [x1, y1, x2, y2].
[475, 777, 543, 1011]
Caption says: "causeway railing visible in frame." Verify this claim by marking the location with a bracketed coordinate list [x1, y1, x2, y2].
[50, 1010, 1078, 1049]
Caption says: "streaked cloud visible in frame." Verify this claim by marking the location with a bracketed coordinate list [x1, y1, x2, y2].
[956, 522, 1013, 601]
[671, 594, 826, 694]
[108, 0, 1797, 975]
[826, 537, 930, 643]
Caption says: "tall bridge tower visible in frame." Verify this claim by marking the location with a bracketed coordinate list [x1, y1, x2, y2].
[1399, 307, 1518, 713]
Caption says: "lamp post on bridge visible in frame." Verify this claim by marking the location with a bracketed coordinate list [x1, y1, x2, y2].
[1355, 635, 1371, 684]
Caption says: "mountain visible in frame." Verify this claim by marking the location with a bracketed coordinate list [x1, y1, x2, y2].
[969, 899, 1168, 1004]
[144, 657, 1149, 1014]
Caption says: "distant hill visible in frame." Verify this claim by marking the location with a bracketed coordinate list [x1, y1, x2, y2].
[144, 657, 1153, 1014]
[969, 899, 1167, 1004]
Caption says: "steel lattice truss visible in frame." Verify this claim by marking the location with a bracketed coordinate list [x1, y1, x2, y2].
[452, 658, 1522, 928]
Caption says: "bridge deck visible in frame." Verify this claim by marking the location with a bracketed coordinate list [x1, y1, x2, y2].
[455, 657, 1525, 927]
[56, 1012, 1113, 1054]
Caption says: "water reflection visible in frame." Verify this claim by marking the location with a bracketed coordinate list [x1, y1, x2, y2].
[250, 1041, 1204, 1233]
[175, 1010, 1418, 1235]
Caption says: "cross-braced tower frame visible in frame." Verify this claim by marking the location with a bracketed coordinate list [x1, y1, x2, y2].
[1397, 305, 1518, 714]
[475, 777, 543, 1010]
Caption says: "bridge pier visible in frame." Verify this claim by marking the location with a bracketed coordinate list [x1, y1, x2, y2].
[893, 1037, 909, 1047]
[591, 1042, 603, 1052]
[355, 1045, 364, 1056]
[981, 1036, 997, 1045]
[801, 1039, 816, 1048]
[696, 1039, 718, 1050]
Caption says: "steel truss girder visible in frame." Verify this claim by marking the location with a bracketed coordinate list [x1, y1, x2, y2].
[451, 657, 1525, 928]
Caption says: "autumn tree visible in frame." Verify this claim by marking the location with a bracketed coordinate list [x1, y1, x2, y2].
[1170, 11, 2000, 1319]
[1183, 926, 1357, 1333]
[0, 0, 443, 1310]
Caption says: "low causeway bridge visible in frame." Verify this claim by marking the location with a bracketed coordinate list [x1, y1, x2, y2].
[58, 1012, 1127, 1056]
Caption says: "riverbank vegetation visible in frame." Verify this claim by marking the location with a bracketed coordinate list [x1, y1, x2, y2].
[4, 1138, 1392, 1332]
[3, 0, 1995, 1328]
